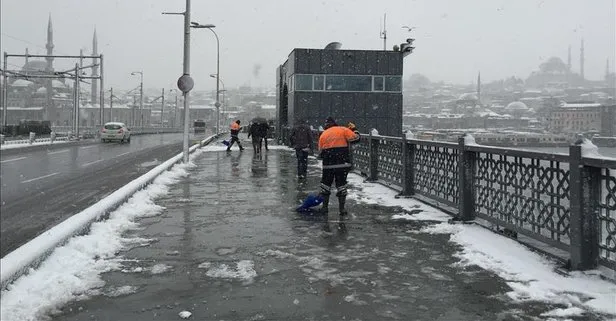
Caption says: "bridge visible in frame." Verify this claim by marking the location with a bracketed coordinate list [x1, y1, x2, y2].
[0, 133, 615, 321]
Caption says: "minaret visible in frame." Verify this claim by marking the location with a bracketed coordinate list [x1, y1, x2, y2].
[45, 15, 54, 120]
[567, 45, 571, 71]
[45, 14, 54, 72]
[606, 58, 610, 81]
[476, 71, 481, 105]
[91, 28, 99, 104]
[580, 39, 585, 80]
[24, 48, 29, 75]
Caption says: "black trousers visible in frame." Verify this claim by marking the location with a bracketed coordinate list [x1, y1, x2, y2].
[295, 148, 309, 177]
[320, 167, 349, 196]
[227, 136, 243, 150]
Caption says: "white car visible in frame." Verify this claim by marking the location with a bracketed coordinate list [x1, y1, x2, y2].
[101, 122, 131, 143]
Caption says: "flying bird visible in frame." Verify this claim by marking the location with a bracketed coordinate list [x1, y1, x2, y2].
[402, 26, 416, 32]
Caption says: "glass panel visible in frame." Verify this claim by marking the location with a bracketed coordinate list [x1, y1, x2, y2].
[385, 76, 402, 92]
[313, 75, 324, 90]
[373, 76, 384, 91]
[104, 124, 122, 130]
[295, 74, 313, 91]
[325, 75, 372, 91]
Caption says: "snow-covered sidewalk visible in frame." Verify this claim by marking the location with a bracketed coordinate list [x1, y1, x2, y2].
[348, 174, 616, 319]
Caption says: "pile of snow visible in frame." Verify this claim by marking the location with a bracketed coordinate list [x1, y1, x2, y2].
[370, 128, 379, 136]
[0, 147, 205, 321]
[579, 138, 602, 158]
[178, 310, 192, 319]
[150, 263, 172, 274]
[348, 174, 616, 318]
[201, 260, 257, 281]
[347, 174, 451, 222]
[463, 134, 478, 146]
[404, 130, 415, 140]
[421, 222, 616, 317]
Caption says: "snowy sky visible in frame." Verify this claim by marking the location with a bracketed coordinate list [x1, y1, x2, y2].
[1, 0, 615, 91]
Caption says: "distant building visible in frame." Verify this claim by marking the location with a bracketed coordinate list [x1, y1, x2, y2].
[601, 104, 616, 137]
[548, 102, 603, 134]
[276, 44, 404, 136]
[4, 16, 98, 126]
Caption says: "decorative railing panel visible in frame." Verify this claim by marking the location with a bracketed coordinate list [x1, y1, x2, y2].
[597, 167, 616, 267]
[474, 152, 571, 248]
[412, 143, 459, 207]
[351, 139, 370, 175]
[289, 130, 615, 271]
[376, 138, 403, 187]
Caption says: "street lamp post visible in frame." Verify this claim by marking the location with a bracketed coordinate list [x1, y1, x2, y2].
[131, 71, 143, 127]
[163, 0, 193, 163]
[191, 22, 220, 134]
[210, 74, 225, 130]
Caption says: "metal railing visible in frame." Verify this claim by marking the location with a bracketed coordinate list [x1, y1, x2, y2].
[299, 129, 615, 271]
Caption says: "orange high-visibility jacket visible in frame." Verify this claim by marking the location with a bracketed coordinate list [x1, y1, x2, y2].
[318, 126, 359, 150]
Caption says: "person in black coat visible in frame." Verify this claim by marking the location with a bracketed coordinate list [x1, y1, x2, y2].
[290, 119, 314, 179]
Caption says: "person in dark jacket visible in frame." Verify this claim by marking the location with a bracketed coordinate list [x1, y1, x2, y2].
[318, 117, 360, 215]
[290, 118, 313, 179]
[256, 122, 269, 151]
[227, 120, 244, 151]
[247, 122, 263, 154]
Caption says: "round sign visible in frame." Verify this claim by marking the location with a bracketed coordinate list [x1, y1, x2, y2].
[177, 75, 194, 93]
[214, 102, 221, 108]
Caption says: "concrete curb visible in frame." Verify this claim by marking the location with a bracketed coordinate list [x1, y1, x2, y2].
[0, 133, 222, 289]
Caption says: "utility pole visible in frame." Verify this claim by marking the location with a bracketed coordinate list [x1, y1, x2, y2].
[2, 52, 7, 128]
[174, 93, 178, 128]
[73, 63, 80, 138]
[99, 54, 104, 125]
[109, 87, 113, 121]
[161, 88, 165, 127]
[139, 75, 143, 127]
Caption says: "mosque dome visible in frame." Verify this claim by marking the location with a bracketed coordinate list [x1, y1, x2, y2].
[458, 93, 478, 101]
[21, 60, 49, 73]
[505, 101, 529, 110]
[11, 79, 34, 87]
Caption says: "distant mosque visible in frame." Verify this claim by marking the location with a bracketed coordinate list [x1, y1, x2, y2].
[5, 15, 99, 126]
[525, 39, 612, 89]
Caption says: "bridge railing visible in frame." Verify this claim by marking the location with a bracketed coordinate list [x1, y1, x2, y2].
[300, 129, 615, 272]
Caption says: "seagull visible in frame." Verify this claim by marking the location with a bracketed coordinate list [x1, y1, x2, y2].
[402, 26, 416, 32]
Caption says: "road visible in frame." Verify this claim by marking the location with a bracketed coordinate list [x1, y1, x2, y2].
[0, 133, 189, 257]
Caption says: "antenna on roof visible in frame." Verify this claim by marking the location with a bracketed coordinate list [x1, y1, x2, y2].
[379, 13, 387, 50]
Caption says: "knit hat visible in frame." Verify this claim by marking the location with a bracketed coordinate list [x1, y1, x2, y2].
[325, 117, 336, 126]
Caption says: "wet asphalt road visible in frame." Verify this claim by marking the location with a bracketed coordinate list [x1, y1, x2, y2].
[51, 148, 610, 321]
[0, 133, 192, 257]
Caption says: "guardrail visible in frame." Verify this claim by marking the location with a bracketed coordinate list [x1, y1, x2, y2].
[50, 126, 182, 136]
[0, 127, 183, 145]
[297, 128, 615, 272]
[0, 133, 222, 289]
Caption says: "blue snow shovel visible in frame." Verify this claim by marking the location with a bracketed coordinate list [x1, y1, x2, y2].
[296, 193, 324, 212]
[221, 140, 230, 146]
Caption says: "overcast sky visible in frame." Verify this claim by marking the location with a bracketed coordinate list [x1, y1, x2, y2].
[1, 0, 615, 92]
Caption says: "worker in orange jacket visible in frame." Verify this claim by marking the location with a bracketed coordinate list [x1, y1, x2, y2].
[318, 117, 360, 215]
[227, 120, 244, 151]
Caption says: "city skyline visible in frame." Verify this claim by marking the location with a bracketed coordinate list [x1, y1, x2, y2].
[1, 0, 615, 92]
